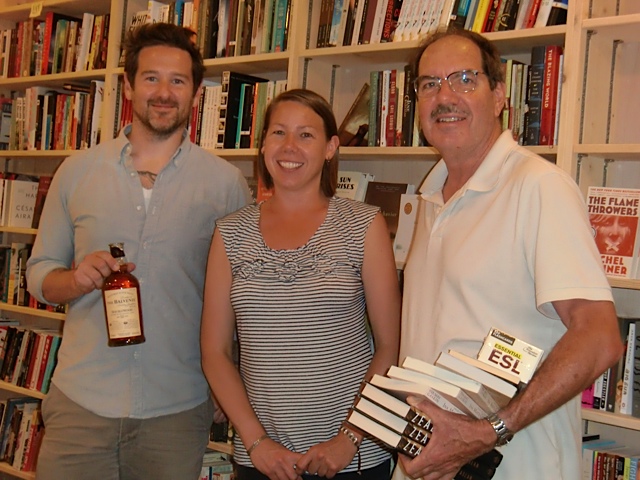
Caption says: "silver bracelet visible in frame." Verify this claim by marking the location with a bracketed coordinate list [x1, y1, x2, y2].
[340, 425, 361, 450]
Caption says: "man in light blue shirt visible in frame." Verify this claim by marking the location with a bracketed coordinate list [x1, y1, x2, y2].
[27, 23, 250, 479]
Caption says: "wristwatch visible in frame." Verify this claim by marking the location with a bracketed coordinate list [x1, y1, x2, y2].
[486, 413, 514, 447]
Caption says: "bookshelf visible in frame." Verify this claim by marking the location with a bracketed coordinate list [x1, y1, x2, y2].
[0, 0, 639, 475]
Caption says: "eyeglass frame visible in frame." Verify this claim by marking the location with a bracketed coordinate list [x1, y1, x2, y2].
[413, 69, 487, 99]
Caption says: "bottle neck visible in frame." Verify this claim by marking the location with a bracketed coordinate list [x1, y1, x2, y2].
[115, 256, 128, 270]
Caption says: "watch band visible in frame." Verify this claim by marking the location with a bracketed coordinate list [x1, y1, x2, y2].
[486, 413, 514, 446]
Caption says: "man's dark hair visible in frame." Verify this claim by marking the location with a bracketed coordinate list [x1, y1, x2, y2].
[123, 23, 205, 95]
[412, 27, 505, 90]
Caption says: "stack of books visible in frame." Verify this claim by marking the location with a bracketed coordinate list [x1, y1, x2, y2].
[346, 328, 544, 480]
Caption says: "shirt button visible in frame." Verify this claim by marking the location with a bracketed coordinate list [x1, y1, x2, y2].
[137, 205, 142, 211]
[130, 172, 136, 177]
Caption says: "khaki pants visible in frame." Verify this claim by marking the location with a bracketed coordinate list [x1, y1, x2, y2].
[36, 384, 213, 480]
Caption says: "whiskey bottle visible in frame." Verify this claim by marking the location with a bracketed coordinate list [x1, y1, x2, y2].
[102, 242, 145, 347]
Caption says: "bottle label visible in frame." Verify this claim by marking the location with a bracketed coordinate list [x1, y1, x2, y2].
[104, 288, 142, 339]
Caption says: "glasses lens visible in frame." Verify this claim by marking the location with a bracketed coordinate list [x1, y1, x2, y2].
[449, 71, 478, 93]
[414, 76, 440, 98]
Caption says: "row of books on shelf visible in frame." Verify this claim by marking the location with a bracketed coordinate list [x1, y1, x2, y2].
[125, 0, 290, 62]
[0, 11, 110, 79]
[582, 436, 640, 480]
[0, 397, 43, 473]
[0, 174, 52, 230]
[336, 44, 563, 151]
[587, 187, 640, 279]
[337, 68, 424, 149]
[0, 81, 104, 152]
[0, 322, 61, 395]
[506, 44, 563, 147]
[115, 72, 287, 150]
[582, 317, 640, 419]
[316, 0, 568, 49]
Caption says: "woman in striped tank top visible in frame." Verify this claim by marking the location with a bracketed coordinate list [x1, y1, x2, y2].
[201, 89, 401, 480]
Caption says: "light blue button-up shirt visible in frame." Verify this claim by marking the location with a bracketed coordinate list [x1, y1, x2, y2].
[27, 126, 250, 418]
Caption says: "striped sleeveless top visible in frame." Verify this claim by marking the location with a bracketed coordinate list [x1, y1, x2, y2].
[217, 196, 391, 471]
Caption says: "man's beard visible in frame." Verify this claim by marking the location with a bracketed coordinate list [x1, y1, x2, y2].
[134, 99, 190, 139]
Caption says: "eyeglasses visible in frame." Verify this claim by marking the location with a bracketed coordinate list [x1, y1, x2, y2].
[413, 70, 486, 99]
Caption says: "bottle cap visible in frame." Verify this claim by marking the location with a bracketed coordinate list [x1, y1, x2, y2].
[108, 242, 125, 258]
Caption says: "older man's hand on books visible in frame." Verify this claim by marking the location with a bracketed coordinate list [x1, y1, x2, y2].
[398, 398, 498, 480]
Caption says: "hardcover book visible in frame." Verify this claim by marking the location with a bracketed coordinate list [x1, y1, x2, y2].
[364, 181, 414, 240]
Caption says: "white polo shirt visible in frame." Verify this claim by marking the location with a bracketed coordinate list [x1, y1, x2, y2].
[397, 130, 612, 480]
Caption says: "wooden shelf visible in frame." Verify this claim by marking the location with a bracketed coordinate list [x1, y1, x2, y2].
[574, 144, 640, 160]
[0, 381, 45, 400]
[0, 303, 65, 321]
[609, 278, 640, 290]
[0, 70, 107, 89]
[0, 462, 34, 479]
[0, 227, 37, 235]
[582, 13, 640, 41]
[582, 408, 640, 432]
[0, 150, 77, 159]
[207, 441, 233, 455]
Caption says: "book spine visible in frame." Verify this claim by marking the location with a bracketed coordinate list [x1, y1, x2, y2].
[524, 45, 544, 145]
[401, 64, 415, 147]
[620, 322, 635, 414]
[633, 321, 640, 417]
[385, 69, 397, 147]
[539, 45, 561, 146]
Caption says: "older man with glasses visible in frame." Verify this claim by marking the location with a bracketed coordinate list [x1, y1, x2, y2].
[393, 28, 623, 480]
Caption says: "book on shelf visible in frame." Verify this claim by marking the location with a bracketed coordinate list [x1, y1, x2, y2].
[31, 176, 53, 230]
[524, 45, 544, 146]
[118, 10, 149, 67]
[216, 71, 268, 149]
[619, 320, 637, 415]
[0, 97, 12, 150]
[4, 178, 38, 228]
[476, 327, 544, 384]
[338, 83, 370, 147]
[335, 171, 374, 202]
[363, 181, 415, 241]
[587, 186, 640, 279]
[539, 45, 562, 146]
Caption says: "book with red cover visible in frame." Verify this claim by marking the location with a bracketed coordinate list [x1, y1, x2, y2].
[587, 186, 640, 279]
[539, 45, 562, 146]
